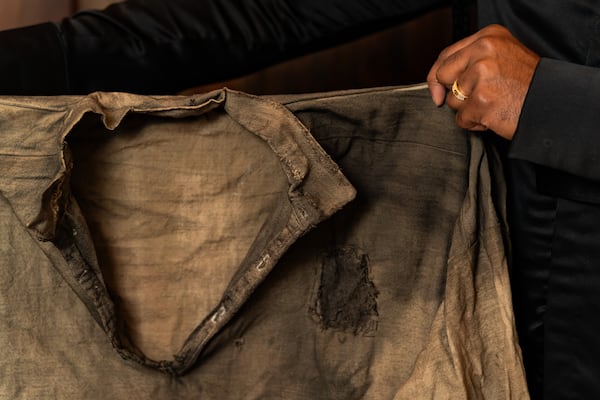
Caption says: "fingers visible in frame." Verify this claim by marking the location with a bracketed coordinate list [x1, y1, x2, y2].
[444, 77, 474, 110]
[426, 24, 539, 139]
[427, 25, 508, 105]
[453, 97, 488, 131]
[446, 62, 489, 131]
[427, 30, 483, 106]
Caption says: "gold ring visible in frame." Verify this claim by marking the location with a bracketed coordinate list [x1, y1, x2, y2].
[452, 80, 469, 101]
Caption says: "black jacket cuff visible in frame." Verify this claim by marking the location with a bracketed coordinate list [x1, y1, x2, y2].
[509, 57, 600, 182]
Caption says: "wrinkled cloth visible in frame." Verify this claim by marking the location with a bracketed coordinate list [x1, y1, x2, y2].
[0, 85, 527, 399]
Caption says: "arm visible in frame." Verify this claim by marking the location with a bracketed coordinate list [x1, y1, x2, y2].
[0, 0, 448, 95]
[427, 24, 600, 183]
[509, 58, 600, 182]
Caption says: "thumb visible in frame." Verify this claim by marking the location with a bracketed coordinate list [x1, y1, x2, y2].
[427, 79, 447, 106]
[426, 61, 447, 106]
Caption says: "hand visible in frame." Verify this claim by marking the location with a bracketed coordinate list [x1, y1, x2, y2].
[427, 24, 540, 140]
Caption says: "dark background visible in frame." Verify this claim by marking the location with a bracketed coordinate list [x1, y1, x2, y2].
[2, 0, 455, 94]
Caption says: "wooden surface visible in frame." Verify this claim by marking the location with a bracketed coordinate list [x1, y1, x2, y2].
[0, 0, 73, 30]
[0, 0, 115, 31]
[77, 0, 113, 10]
[188, 7, 453, 94]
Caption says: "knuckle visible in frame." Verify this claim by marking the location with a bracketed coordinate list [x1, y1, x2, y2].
[473, 90, 492, 108]
[435, 69, 444, 84]
[436, 48, 461, 71]
[483, 24, 508, 36]
[488, 24, 506, 33]
[474, 36, 496, 54]
[479, 115, 492, 131]
[438, 46, 453, 61]
[455, 111, 469, 128]
[471, 59, 490, 76]
[478, 109, 496, 130]
[435, 68, 451, 86]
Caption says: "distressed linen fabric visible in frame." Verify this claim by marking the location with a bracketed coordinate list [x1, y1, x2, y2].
[0, 85, 527, 399]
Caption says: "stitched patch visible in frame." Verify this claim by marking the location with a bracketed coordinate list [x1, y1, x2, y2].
[312, 246, 378, 335]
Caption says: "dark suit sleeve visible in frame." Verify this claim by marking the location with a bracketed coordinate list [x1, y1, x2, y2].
[0, 0, 448, 95]
[509, 58, 600, 182]
[0, 23, 68, 95]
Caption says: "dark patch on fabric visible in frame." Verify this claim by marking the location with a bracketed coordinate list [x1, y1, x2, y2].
[312, 246, 378, 335]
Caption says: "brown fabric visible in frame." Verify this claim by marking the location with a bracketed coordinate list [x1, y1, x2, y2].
[0, 85, 528, 398]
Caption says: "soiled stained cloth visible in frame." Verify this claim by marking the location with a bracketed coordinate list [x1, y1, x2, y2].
[0, 85, 528, 399]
